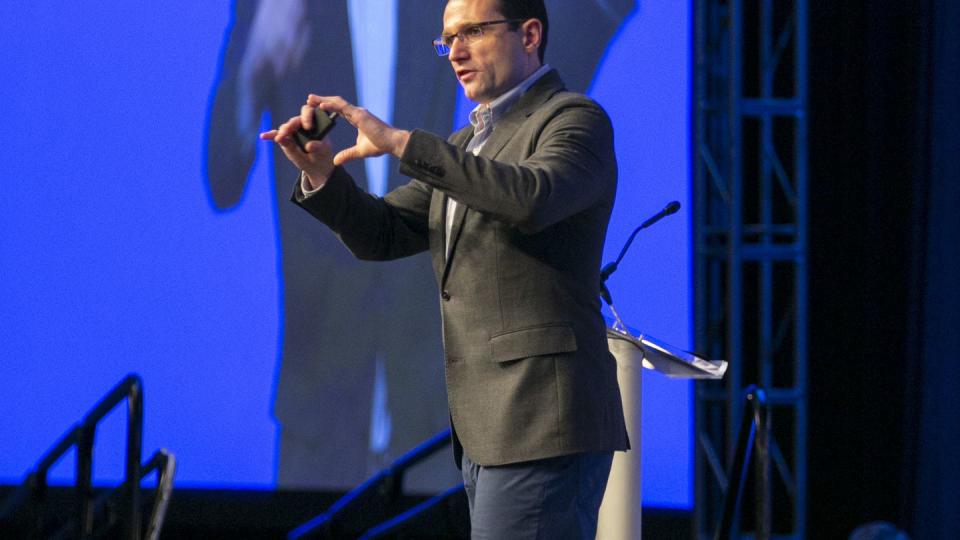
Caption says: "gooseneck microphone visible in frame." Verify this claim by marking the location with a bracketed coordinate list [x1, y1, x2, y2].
[600, 201, 681, 306]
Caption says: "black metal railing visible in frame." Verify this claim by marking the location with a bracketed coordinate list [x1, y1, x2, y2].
[48, 449, 177, 540]
[140, 449, 176, 540]
[714, 385, 772, 540]
[0, 374, 173, 539]
[290, 428, 464, 539]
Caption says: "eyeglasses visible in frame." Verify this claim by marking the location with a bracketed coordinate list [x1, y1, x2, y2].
[432, 19, 524, 56]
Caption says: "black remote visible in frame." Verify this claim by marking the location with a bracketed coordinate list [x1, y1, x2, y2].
[294, 109, 338, 152]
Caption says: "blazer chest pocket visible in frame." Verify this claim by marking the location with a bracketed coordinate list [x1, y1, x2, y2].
[489, 324, 578, 363]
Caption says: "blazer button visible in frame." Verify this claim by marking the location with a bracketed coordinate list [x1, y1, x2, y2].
[441, 290, 451, 301]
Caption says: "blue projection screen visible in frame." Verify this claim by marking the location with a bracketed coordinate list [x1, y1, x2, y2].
[0, 1, 692, 508]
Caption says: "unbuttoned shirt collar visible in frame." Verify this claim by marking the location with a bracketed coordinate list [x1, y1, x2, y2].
[447, 65, 552, 257]
[467, 64, 553, 147]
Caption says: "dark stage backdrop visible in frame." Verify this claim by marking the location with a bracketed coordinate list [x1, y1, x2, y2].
[0, 0, 694, 508]
[808, 0, 960, 537]
[906, 0, 960, 537]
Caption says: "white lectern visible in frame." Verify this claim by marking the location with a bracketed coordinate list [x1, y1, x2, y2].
[596, 325, 727, 539]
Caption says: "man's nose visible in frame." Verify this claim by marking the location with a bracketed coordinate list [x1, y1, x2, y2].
[447, 36, 469, 61]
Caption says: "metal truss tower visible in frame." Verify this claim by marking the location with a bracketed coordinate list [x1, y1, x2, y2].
[694, 0, 808, 538]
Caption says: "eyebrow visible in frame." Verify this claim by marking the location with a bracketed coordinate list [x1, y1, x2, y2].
[440, 21, 481, 37]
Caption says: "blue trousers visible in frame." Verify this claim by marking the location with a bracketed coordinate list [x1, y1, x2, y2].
[461, 451, 614, 540]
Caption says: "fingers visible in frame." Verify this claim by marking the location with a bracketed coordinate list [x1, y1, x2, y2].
[271, 115, 302, 145]
[307, 94, 353, 117]
[304, 138, 332, 155]
[333, 146, 361, 166]
[300, 104, 314, 130]
[262, 115, 333, 156]
[262, 116, 335, 181]
[307, 94, 344, 108]
[259, 116, 307, 162]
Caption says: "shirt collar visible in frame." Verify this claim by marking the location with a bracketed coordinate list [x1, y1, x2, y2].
[469, 64, 552, 133]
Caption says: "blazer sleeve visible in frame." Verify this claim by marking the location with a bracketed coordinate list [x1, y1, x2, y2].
[290, 166, 432, 261]
[397, 97, 616, 234]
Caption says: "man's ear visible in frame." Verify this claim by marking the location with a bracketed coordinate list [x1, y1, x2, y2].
[521, 19, 543, 55]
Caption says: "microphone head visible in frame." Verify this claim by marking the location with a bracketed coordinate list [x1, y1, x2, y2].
[600, 262, 618, 280]
[664, 201, 681, 215]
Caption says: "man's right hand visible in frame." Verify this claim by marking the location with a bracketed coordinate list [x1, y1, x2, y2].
[260, 111, 335, 190]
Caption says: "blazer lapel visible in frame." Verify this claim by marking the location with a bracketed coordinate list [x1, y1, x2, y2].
[478, 70, 565, 161]
[428, 188, 446, 286]
[436, 126, 474, 286]
[440, 202, 467, 287]
[439, 71, 565, 287]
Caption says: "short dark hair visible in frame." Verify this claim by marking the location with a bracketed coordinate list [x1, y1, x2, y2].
[496, 0, 549, 63]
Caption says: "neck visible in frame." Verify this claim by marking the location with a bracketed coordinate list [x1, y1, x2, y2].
[480, 61, 545, 106]
[516, 58, 542, 86]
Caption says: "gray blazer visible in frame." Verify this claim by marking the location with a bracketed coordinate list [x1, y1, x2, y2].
[293, 70, 629, 466]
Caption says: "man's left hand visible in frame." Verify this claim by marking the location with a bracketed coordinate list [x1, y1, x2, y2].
[306, 95, 411, 166]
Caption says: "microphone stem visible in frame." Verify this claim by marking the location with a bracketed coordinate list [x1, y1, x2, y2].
[608, 301, 627, 332]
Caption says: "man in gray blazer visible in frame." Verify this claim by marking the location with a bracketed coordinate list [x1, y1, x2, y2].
[263, 0, 628, 536]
